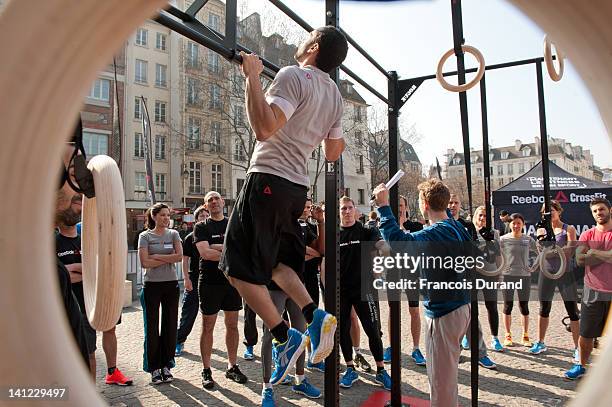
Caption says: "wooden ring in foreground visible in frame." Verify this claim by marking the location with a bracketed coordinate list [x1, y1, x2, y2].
[538, 245, 567, 280]
[436, 45, 486, 92]
[476, 246, 506, 277]
[544, 35, 565, 82]
[82, 155, 128, 332]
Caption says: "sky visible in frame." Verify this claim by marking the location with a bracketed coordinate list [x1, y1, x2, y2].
[239, 0, 612, 170]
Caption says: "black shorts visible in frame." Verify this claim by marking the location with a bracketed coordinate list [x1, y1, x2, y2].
[220, 172, 308, 285]
[199, 281, 243, 315]
[579, 285, 611, 338]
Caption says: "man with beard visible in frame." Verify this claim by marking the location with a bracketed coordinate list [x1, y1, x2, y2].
[565, 197, 612, 380]
[56, 193, 133, 385]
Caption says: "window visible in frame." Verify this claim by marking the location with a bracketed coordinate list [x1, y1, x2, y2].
[233, 105, 243, 126]
[509, 176, 514, 182]
[88, 79, 110, 102]
[358, 189, 365, 205]
[273, 36, 281, 49]
[134, 133, 145, 158]
[155, 173, 166, 200]
[234, 138, 246, 161]
[501, 151, 509, 159]
[490, 166, 493, 175]
[411, 163, 419, 172]
[207, 50, 220, 74]
[357, 155, 364, 174]
[236, 178, 245, 196]
[354, 105, 362, 122]
[522, 147, 531, 157]
[187, 117, 201, 149]
[155, 32, 166, 51]
[489, 153, 494, 161]
[476, 167, 483, 177]
[187, 77, 200, 105]
[188, 161, 201, 194]
[186, 42, 199, 68]
[208, 13, 220, 31]
[209, 83, 221, 109]
[552, 159, 557, 164]
[452, 157, 461, 165]
[498, 178, 505, 187]
[211, 164, 223, 190]
[518, 162, 525, 173]
[155, 135, 166, 160]
[154, 101, 166, 123]
[344, 187, 351, 197]
[155, 64, 167, 87]
[355, 131, 363, 146]
[134, 97, 146, 120]
[497, 165, 503, 176]
[531, 161, 536, 168]
[507, 163, 514, 175]
[135, 28, 147, 46]
[135, 172, 146, 193]
[574, 166, 579, 173]
[82, 131, 109, 157]
[210, 121, 222, 152]
[135, 59, 147, 83]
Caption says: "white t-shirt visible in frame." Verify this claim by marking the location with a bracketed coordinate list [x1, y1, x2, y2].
[248, 65, 344, 187]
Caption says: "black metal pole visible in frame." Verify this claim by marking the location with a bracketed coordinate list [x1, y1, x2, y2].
[324, 2, 340, 406]
[536, 62, 552, 216]
[480, 74, 492, 230]
[450, 1, 478, 406]
[224, 0, 237, 51]
[386, 71, 403, 407]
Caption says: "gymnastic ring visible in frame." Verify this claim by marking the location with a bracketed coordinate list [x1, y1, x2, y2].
[475, 243, 505, 277]
[544, 35, 564, 82]
[436, 45, 486, 92]
[81, 155, 127, 332]
[537, 245, 567, 280]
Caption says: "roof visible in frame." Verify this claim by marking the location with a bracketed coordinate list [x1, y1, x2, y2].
[339, 80, 367, 105]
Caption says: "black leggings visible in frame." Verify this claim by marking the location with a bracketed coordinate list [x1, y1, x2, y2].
[484, 301, 499, 336]
[502, 276, 531, 316]
[540, 300, 579, 320]
[340, 290, 384, 363]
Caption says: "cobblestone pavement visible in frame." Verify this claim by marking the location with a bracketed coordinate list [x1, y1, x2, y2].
[96, 294, 595, 406]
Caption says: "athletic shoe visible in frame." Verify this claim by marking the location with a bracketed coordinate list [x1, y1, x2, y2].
[564, 364, 586, 380]
[383, 346, 392, 364]
[201, 368, 215, 389]
[354, 353, 372, 373]
[411, 349, 426, 366]
[339, 367, 359, 388]
[529, 341, 547, 355]
[161, 367, 173, 383]
[244, 345, 255, 361]
[503, 333, 513, 347]
[461, 335, 470, 350]
[105, 368, 133, 386]
[292, 378, 321, 399]
[375, 369, 392, 390]
[270, 328, 307, 385]
[175, 342, 184, 357]
[573, 348, 580, 364]
[281, 375, 293, 386]
[226, 365, 248, 384]
[307, 361, 325, 372]
[491, 337, 504, 352]
[261, 388, 275, 407]
[307, 309, 336, 364]
[478, 356, 497, 370]
[150, 369, 163, 385]
[522, 334, 533, 348]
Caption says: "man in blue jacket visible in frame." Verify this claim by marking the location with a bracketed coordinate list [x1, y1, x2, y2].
[373, 179, 472, 407]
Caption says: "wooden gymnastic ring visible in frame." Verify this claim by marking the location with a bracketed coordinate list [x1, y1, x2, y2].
[436, 45, 486, 92]
[538, 245, 567, 280]
[544, 35, 564, 81]
[476, 245, 506, 277]
[82, 155, 128, 331]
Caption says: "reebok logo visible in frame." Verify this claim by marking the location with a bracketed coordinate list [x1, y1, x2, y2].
[263, 185, 272, 195]
[555, 191, 569, 203]
[277, 342, 295, 367]
[305, 73, 312, 80]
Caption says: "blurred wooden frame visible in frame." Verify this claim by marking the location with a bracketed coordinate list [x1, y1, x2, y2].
[0, 0, 610, 405]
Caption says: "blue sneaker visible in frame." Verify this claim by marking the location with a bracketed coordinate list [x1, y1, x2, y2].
[339, 367, 359, 388]
[491, 337, 504, 352]
[461, 335, 470, 350]
[307, 361, 325, 372]
[175, 342, 184, 357]
[478, 356, 497, 369]
[307, 309, 337, 365]
[564, 364, 586, 380]
[411, 349, 426, 366]
[375, 369, 392, 390]
[529, 341, 547, 355]
[280, 374, 293, 386]
[383, 346, 392, 364]
[261, 388, 275, 407]
[244, 345, 255, 361]
[292, 378, 321, 399]
[270, 328, 306, 385]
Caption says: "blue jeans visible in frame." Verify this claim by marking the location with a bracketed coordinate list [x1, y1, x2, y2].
[176, 272, 199, 344]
